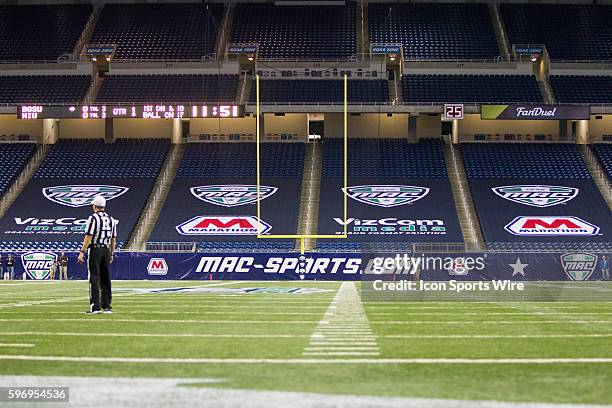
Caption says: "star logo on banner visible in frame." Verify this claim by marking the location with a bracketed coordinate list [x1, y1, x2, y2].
[509, 257, 528, 277]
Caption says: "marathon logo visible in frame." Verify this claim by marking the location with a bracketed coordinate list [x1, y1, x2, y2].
[176, 216, 272, 236]
[504, 216, 600, 236]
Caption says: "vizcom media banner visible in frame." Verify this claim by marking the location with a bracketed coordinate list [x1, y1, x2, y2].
[317, 178, 464, 242]
[8, 251, 610, 282]
[149, 178, 302, 241]
[0, 178, 155, 243]
[469, 179, 611, 243]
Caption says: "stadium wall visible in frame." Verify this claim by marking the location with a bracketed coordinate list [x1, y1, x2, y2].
[324, 113, 409, 138]
[589, 115, 612, 141]
[0, 115, 42, 141]
[460, 114, 559, 140]
[10, 251, 610, 282]
[58, 119, 105, 139]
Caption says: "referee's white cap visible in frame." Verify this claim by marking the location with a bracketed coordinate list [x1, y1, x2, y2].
[92, 195, 106, 208]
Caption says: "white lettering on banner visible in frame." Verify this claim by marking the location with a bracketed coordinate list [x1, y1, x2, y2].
[515, 107, 557, 117]
[195, 257, 361, 275]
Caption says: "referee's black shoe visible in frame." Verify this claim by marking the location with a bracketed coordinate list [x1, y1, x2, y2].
[103, 308, 113, 314]
[85, 310, 102, 315]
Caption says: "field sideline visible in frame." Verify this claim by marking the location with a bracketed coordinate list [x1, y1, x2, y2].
[0, 280, 611, 406]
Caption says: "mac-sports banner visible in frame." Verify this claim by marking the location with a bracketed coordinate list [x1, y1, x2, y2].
[481, 105, 590, 120]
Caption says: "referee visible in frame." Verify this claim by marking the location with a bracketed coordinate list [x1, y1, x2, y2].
[77, 195, 117, 314]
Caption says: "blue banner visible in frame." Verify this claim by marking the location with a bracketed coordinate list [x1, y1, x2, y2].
[469, 179, 611, 243]
[317, 178, 464, 242]
[5, 251, 609, 282]
[0, 178, 155, 243]
[150, 178, 302, 241]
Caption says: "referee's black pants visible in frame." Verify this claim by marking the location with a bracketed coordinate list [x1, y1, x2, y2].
[88, 247, 112, 312]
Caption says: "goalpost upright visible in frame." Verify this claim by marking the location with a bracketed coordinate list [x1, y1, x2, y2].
[255, 73, 348, 250]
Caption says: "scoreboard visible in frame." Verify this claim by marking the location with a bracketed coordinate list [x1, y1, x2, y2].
[18, 104, 244, 120]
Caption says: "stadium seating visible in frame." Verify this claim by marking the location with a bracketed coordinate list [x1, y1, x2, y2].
[0, 143, 37, 198]
[593, 144, 612, 180]
[35, 139, 169, 179]
[152, 142, 305, 251]
[402, 75, 543, 103]
[550, 76, 612, 104]
[501, 4, 612, 61]
[0, 139, 170, 252]
[368, 3, 500, 60]
[317, 138, 462, 251]
[230, 4, 355, 59]
[250, 80, 388, 104]
[0, 76, 90, 104]
[96, 75, 238, 103]
[462, 143, 590, 179]
[322, 137, 448, 179]
[89, 4, 223, 59]
[462, 143, 610, 251]
[0, 5, 92, 61]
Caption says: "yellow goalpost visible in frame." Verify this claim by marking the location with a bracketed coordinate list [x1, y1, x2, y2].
[255, 73, 348, 252]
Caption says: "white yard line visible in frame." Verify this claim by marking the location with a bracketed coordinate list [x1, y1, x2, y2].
[0, 318, 318, 324]
[304, 282, 379, 357]
[0, 331, 309, 338]
[0, 343, 34, 347]
[1, 355, 611, 364]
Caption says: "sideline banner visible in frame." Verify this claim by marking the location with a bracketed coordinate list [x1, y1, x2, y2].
[5, 251, 609, 282]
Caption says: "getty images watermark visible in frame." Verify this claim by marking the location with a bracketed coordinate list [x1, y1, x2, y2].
[361, 254, 529, 301]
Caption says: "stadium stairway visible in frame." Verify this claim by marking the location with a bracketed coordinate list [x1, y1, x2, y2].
[356, 0, 369, 57]
[0, 144, 49, 219]
[388, 66, 403, 105]
[72, 2, 105, 56]
[214, 2, 234, 56]
[578, 144, 612, 209]
[488, 3, 511, 56]
[127, 143, 185, 250]
[443, 142, 486, 251]
[236, 71, 253, 105]
[295, 142, 323, 252]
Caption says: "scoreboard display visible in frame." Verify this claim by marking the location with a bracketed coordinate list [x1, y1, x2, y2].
[18, 104, 244, 120]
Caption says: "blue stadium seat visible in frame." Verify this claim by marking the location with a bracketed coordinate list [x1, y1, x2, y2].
[0, 5, 92, 61]
[89, 4, 222, 59]
[550, 76, 612, 104]
[322, 138, 447, 179]
[230, 4, 355, 59]
[368, 3, 500, 60]
[461, 143, 590, 179]
[593, 144, 612, 180]
[0, 76, 90, 104]
[402, 75, 542, 103]
[0, 143, 37, 198]
[97, 75, 238, 103]
[250, 80, 388, 104]
[501, 4, 612, 61]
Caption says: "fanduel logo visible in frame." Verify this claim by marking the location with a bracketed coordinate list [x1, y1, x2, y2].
[191, 185, 277, 207]
[492, 185, 578, 207]
[334, 218, 446, 235]
[176, 216, 272, 236]
[504, 216, 600, 236]
[343, 185, 429, 208]
[21, 251, 57, 280]
[43, 185, 128, 208]
[561, 253, 598, 281]
[516, 107, 557, 118]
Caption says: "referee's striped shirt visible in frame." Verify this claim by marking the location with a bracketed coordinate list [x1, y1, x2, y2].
[85, 211, 117, 247]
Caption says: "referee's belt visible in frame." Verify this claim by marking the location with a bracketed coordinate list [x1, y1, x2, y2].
[90, 245, 110, 249]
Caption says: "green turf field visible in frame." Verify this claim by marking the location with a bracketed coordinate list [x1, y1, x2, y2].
[0, 280, 611, 405]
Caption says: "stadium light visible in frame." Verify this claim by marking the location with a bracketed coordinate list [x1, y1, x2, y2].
[91, 56, 97, 62]
[105, 56, 111, 62]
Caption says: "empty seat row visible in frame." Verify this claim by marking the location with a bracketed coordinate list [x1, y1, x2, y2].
[251, 80, 389, 103]
[0, 75, 90, 104]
